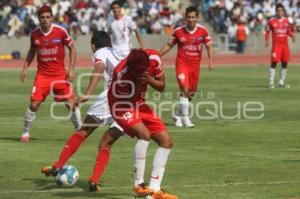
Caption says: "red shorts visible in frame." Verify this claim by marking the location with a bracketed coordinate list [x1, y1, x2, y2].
[31, 74, 74, 102]
[271, 45, 290, 62]
[176, 59, 200, 93]
[111, 103, 166, 138]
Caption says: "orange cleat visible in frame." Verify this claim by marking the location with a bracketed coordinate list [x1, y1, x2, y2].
[134, 183, 154, 197]
[151, 189, 178, 199]
[41, 166, 59, 177]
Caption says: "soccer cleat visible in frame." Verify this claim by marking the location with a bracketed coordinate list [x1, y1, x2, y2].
[172, 115, 183, 127]
[182, 116, 194, 128]
[278, 83, 290, 88]
[41, 166, 59, 177]
[20, 134, 30, 142]
[269, 83, 275, 89]
[134, 183, 154, 197]
[151, 189, 178, 199]
[89, 180, 102, 192]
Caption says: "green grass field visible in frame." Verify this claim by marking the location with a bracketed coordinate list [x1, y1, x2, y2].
[0, 66, 300, 199]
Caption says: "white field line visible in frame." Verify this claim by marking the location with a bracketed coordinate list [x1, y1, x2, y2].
[0, 181, 299, 194]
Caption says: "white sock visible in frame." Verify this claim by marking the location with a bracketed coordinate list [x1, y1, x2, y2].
[71, 107, 82, 130]
[179, 96, 189, 116]
[279, 68, 287, 85]
[149, 147, 171, 192]
[269, 68, 275, 85]
[23, 108, 36, 136]
[134, 140, 150, 187]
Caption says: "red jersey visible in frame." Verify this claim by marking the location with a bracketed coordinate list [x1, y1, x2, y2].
[30, 24, 73, 76]
[108, 49, 164, 105]
[169, 24, 212, 62]
[265, 17, 294, 46]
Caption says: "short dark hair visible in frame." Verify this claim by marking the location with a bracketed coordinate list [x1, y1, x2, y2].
[185, 6, 199, 17]
[38, 5, 53, 17]
[275, 3, 285, 11]
[111, 0, 122, 9]
[127, 49, 149, 74]
[91, 31, 112, 49]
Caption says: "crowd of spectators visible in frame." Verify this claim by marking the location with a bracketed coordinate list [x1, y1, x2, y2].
[0, 0, 185, 38]
[195, 0, 300, 35]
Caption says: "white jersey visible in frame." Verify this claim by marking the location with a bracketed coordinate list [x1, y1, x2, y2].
[106, 15, 137, 57]
[92, 47, 123, 90]
[87, 47, 123, 129]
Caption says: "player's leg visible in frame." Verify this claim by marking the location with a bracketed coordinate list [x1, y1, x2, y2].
[64, 98, 82, 130]
[21, 100, 43, 142]
[21, 75, 49, 142]
[174, 63, 190, 127]
[269, 47, 280, 88]
[279, 45, 290, 87]
[150, 132, 177, 199]
[89, 125, 123, 192]
[53, 76, 82, 129]
[41, 115, 99, 176]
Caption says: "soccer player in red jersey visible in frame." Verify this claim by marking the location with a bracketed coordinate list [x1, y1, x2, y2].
[265, 3, 295, 88]
[19, 5, 81, 142]
[107, 49, 177, 199]
[160, 6, 213, 127]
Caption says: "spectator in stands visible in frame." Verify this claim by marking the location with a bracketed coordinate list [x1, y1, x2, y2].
[234, 20, 249, 53]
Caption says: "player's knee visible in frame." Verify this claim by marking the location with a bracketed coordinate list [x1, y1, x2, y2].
[30, 102, 41, 112]
[270, 62, 277, 68]
[281, 62, 288, 68]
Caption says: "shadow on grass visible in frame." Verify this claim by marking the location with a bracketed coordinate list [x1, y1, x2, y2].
[0, 137, 41, 142]
[53, 191, 132, 199]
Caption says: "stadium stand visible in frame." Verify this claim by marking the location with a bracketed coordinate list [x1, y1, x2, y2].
[0, 0, 185, 38]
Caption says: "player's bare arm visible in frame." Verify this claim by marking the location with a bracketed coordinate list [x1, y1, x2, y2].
[159, 43, 173, 57]
[206, 43, 213, 71]
[66, 42, 77, 82]
[134, 29, 144, 48]
[144, 72, 165, 92]
[76, 62, 105, 105]
[20, 47, 36, 83]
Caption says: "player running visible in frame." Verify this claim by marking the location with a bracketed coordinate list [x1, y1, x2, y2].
[265, 3, 295, 89]
[106, 0, 144, 57]
[19, 5, 81, 142]
[108, 49, 177, 199]
[41, 31, 124, 191]
[160, 6, 213, 128]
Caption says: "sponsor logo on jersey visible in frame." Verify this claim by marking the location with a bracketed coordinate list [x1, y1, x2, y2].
[179, 37, 186, 42]
[198, 36, 205, 41]
[34, 40, 40, 45]
[52, 38, 62, 43]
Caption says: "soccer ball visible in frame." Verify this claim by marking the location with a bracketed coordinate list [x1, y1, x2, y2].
[55, 165, 79, 186]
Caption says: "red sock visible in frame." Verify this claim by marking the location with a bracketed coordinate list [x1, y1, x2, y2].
[89, 147, 110, 183]
[53, 130, 86, 169]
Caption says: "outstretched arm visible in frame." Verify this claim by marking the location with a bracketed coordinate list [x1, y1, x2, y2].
[206, 43, 213, 71]
[66, 43, 77, 82]
[134, 29, 144, 48]
[20, 47, 36, 83]
[159, 43, 173, 57]
[76, 62, 105, 104]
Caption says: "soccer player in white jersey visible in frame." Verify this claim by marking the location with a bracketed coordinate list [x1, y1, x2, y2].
[106, 0, 144, 57]
[41, 31, 124, 191]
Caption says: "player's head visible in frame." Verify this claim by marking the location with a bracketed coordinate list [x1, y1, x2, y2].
[185, 6, 198, 29]
[111, 0, 122, 18]
[37, 5, 53, 29]
[275, 3, 286, 18]
[91, 31, 112, 52]
[127, 49, 149, 80]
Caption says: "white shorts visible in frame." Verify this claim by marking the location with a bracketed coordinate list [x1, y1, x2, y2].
[86, 89, 122, 131]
